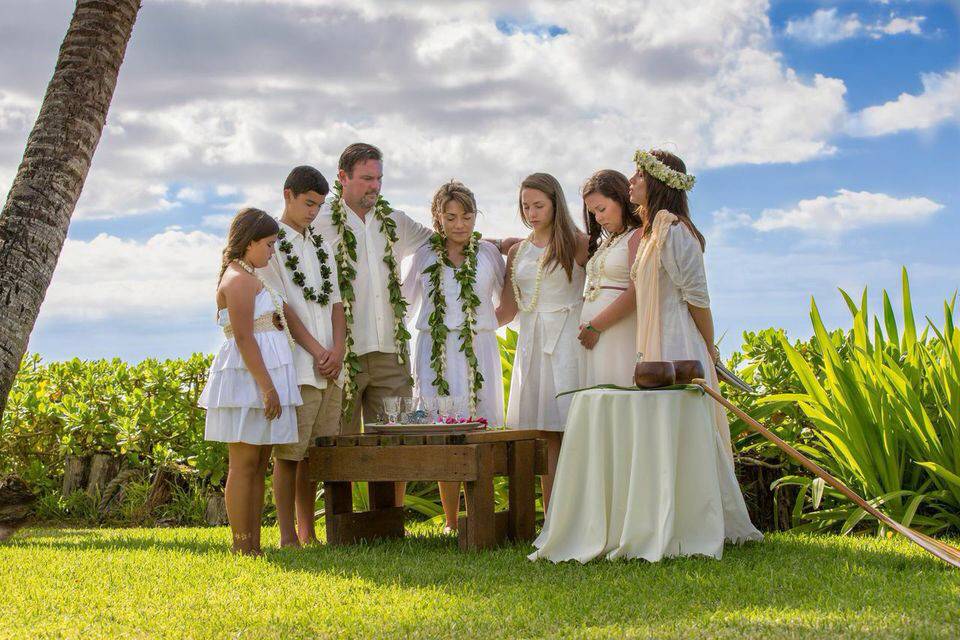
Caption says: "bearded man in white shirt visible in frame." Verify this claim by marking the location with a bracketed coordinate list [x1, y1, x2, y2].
[312, 143, 435, 504]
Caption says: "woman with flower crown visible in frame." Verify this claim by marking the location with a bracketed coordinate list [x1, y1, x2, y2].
[576, 170, 643, 387]
[200, 207, 335, 556]
[402, 181, 506, 532]
[628, 148, 762, 543]
[496, 173, 589, 510]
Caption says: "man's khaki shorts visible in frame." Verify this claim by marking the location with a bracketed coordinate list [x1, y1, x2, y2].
[343, 351, 414, 435]
[273, 384, 343, 461]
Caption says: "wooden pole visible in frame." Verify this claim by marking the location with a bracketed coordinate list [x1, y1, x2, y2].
[693, 378, 960, 569]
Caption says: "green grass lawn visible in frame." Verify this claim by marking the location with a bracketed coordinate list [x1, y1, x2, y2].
[1, 525, 958, 639]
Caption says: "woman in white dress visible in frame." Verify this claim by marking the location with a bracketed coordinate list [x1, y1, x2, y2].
[497, 173, 589, 510]
[403, 181, 505, 531]
[577, 170, 643, 387]
[200, 208, 331, 555]
[628, 149, 762, 544]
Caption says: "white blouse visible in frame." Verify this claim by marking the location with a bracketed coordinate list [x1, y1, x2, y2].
[655, 223, 711, 364]
[402, 242, 505, 332]
[660, 223, 709, 308]
[258, 220, 341, 390]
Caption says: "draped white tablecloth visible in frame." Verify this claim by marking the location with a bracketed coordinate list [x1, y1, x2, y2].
[529, 388, 762, 563]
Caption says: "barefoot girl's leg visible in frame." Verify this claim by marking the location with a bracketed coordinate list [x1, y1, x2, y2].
[226, 442, 262, 554]
[438, 481, 462, 530]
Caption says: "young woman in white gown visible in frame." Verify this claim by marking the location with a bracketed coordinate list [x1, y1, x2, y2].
[577, 170, 643, 387]
[403, 181, 505, 531]
[200, 208, 333, 555]
[496, 173, 589, 510]
[628, 149, 762, 544]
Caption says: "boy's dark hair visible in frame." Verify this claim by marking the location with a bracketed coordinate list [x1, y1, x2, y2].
[284, 165, 329, 197]
[338, 143, 383, 177]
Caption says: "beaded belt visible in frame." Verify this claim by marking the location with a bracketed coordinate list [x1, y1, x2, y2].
[223, 312, 282, 339]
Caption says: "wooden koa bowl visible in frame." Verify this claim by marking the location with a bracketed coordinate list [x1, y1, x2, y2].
[671, 360, 705, 385]
[634, 361, 676, 388]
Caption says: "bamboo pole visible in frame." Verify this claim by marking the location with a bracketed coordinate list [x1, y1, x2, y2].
[692, 378, 960, 569]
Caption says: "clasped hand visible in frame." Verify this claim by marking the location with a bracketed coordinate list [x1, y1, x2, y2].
[312, 345, 344, 380]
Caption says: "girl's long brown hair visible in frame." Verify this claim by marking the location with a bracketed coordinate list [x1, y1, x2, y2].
[639, 150, 705, 251]
[518, 173, 578, 281]
[581, 169, 641, 256]
[218, 207, 279, 284]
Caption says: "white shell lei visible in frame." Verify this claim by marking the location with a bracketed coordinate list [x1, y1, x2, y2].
[584, 232, 627, 302]
[235, 259, 295, 350]
[510, 239, 547, 314]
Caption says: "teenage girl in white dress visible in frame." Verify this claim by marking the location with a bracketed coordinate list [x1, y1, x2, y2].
[496, 173, 590, 511]
[200, 207, 332, 555]
[577, 170, 643, 387]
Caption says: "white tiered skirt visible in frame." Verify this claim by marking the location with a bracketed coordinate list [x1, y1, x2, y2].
[199, 330, 302, 445]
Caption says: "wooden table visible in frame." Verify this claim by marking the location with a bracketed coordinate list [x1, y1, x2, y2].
[307, 429, 547, 551]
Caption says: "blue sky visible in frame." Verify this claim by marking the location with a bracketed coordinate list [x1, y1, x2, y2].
[0, 0, 957, 362]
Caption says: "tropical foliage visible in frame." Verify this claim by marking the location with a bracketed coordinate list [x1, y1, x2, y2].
[2, 269, 957, 536]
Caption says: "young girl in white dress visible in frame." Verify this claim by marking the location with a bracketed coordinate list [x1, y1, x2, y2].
[200, 207, 334, 555]
[403, 181, 506, 531]
[496, 173, 589, 511]
[628, 149, 762, 544]
[577, 170, 643, 387]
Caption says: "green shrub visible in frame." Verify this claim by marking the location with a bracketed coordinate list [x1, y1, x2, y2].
[763, 269, 960, 535]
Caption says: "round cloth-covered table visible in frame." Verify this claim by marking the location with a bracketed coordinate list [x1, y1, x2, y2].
[529, 388, 762, 563]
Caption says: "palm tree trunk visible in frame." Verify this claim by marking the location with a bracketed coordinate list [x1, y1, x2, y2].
[0, 0, 141, 418]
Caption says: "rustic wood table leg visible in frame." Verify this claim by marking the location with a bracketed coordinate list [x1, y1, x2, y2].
[461, 443, 496, 550]
[507, 439, 536, 542]
[323, 481, 352, 545]
[368, 481, 398, 509]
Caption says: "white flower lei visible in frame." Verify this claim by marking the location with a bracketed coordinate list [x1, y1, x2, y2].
[584, 232, 628, 302]
[633, 149, 696, 191]
[510, 239, 547, 314]
[234, 259, 295, 350]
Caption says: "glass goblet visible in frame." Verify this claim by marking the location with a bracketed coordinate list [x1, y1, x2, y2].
[382, 396, 401, 424]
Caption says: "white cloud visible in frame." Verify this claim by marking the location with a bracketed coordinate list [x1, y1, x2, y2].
[0, 0, 850, 223]
[784, 8, 925, 44]
[175, 186, 205, 203]
[785, 9, 862, 44]
[874, 15, 925, 36]
[848, 70, 960, 137]
[751, 189, 944, 233]
[201, 213, 234, 229]
[40, 229, 223, 320]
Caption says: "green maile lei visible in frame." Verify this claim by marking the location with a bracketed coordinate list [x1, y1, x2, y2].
[330, 180, 411, 421]
[276, 226, 334, 306]
[423, 231, 483, 417]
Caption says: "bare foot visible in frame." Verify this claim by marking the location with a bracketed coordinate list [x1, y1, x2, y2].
[279, 538, 302, 549]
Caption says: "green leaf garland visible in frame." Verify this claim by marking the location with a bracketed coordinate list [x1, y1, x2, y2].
[330, 180, 410, 422]
[277, 226, 334, 306]
[425, 231, 484, 417]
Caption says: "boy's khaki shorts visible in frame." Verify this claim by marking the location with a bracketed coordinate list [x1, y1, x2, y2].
[273, 384, 343, 462]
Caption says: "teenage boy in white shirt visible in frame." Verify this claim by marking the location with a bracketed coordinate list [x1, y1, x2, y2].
[260, 165, 345, 547]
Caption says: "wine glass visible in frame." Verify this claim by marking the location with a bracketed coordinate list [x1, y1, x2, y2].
[421, 396, 439, 423]
[453, 396, 472, 420]
[400, 396, 416, 423]
[438, 396, 456, 423]
[382, 396, 401, 424]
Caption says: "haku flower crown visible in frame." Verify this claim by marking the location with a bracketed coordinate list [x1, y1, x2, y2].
[633, 149, 696, 191]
